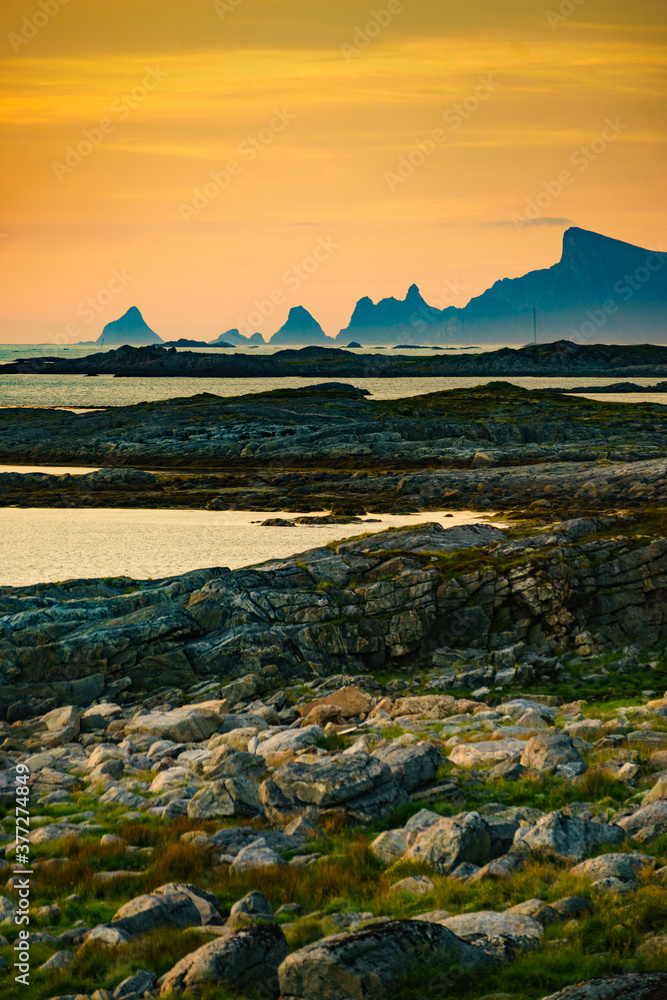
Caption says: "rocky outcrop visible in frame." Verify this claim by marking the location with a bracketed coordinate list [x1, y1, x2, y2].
[1, 517, 666, 713]
[159, 923, 288, 997]
[277, 920, 491, 1000]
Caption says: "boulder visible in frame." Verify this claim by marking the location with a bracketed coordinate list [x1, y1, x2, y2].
[187, 779, 263, 820]
[441, 910, 543, 962]
[125, 705, 224, 743]
[617, 801, 667, 842]
[448, 739, 525, 769]
[228, 891, 274, 930]
[391, 695, 456, 719]
[641, 777, 667, 807]
[278, 919, 491, 1000]
[87, 882, 222, 945]
[569, 853, 656, 885]
[230, 839, 286, 873]
[297, 686, 375, 720]
[389, 876, 434, 897]
[538, 971, 667, 999]
[257, 725, 324, 757]
[372, 742, 442, 791]
[260, 753, 403, 823]
[159, 923, 288, 998]
[520, 732, 587, 777]
[406, 812, 492, 873]
[513, 811, 625, 862]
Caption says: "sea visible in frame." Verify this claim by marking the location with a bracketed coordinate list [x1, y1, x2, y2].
[1, 343, 665, 587]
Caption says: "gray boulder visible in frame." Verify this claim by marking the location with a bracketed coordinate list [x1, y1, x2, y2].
[230, 839, 286, 873]
[617, 801, 667, 842]
[278, 919, 491, 1000]
[513, 811, 625, 862]
[372, 742, 442, 791]
[441, 910, 543, 962]
[569, 853, 656, 886]
[87, 882, 222, 945]
[406, 812, 491, 873]
[126, 705, 224, 743]
[159, 923, 288, 998]
[257, 725, 323, 757]
[260, 753, 404, 824]
[228, 891, 274, 930]
[187, 779, 263, 820]
[520, 732, 587, 778]
[539, 971, 667, 999]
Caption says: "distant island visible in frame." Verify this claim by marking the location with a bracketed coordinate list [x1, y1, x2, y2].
[6, 339, 667, 379]
[77, 228, 665, 349]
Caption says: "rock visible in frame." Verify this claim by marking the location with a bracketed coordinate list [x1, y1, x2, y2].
[159, 923, 288, 998]
[297, 686, 375, 720]
[261, 753, 403, 823]
[230, 838, 286, 873]
[372, 742, 442, 791]
[42, 704, 81, 736]
[370, 809, 441, 864]
[187, 779, 263, 820]
[448, 739, 525, 768]
[441, 910, 543, 962]
[617, 801, 667, 842]
[391, 695, 456, 719]
[538, 972, 667, 999]
[228, 891, 274, 930]
[406, 812, 492, 873]
[278, 919, 491, 1000]
[125, 704, 225, 743]
[257, 725, 324, 757]
[389, 876, 434, 897]
[641, 777, 667, 807]
[513, 811, 624, 862]
[569, 853, 656, 885]
[38, 949, 76, 971]
[520, 732, 587, 777]
[550, 896, 592, 921]
[113, 970, 156, 999]
[87, 882, 222, 945]
[30, 823, 82, 845]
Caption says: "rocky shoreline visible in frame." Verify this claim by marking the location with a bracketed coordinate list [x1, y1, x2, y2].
[0, 517, 667, 999]
[0, 383, 665, 519]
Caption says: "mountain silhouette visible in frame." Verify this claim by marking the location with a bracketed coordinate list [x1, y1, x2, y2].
[269, 306, 335, 346]
[95, 307, 162, 346]
[335, 228, 667, 345]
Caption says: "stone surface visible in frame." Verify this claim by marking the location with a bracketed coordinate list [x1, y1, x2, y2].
[278, 919, 491, 1000]
[513, 811, 625, 862]
[159, 923, 288, 997]
[406, 812, 492, 873]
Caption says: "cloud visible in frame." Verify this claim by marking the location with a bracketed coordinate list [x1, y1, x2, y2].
[481, 217, 574, 228]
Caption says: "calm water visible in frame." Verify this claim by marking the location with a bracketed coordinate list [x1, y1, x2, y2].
[1, 344, 666, 407]
[0, 508, 499, 587]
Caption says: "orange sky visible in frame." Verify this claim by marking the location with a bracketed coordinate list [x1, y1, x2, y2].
[0, 0, 665, 343]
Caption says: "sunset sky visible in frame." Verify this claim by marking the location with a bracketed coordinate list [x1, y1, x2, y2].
[0, 0, 665, 343]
